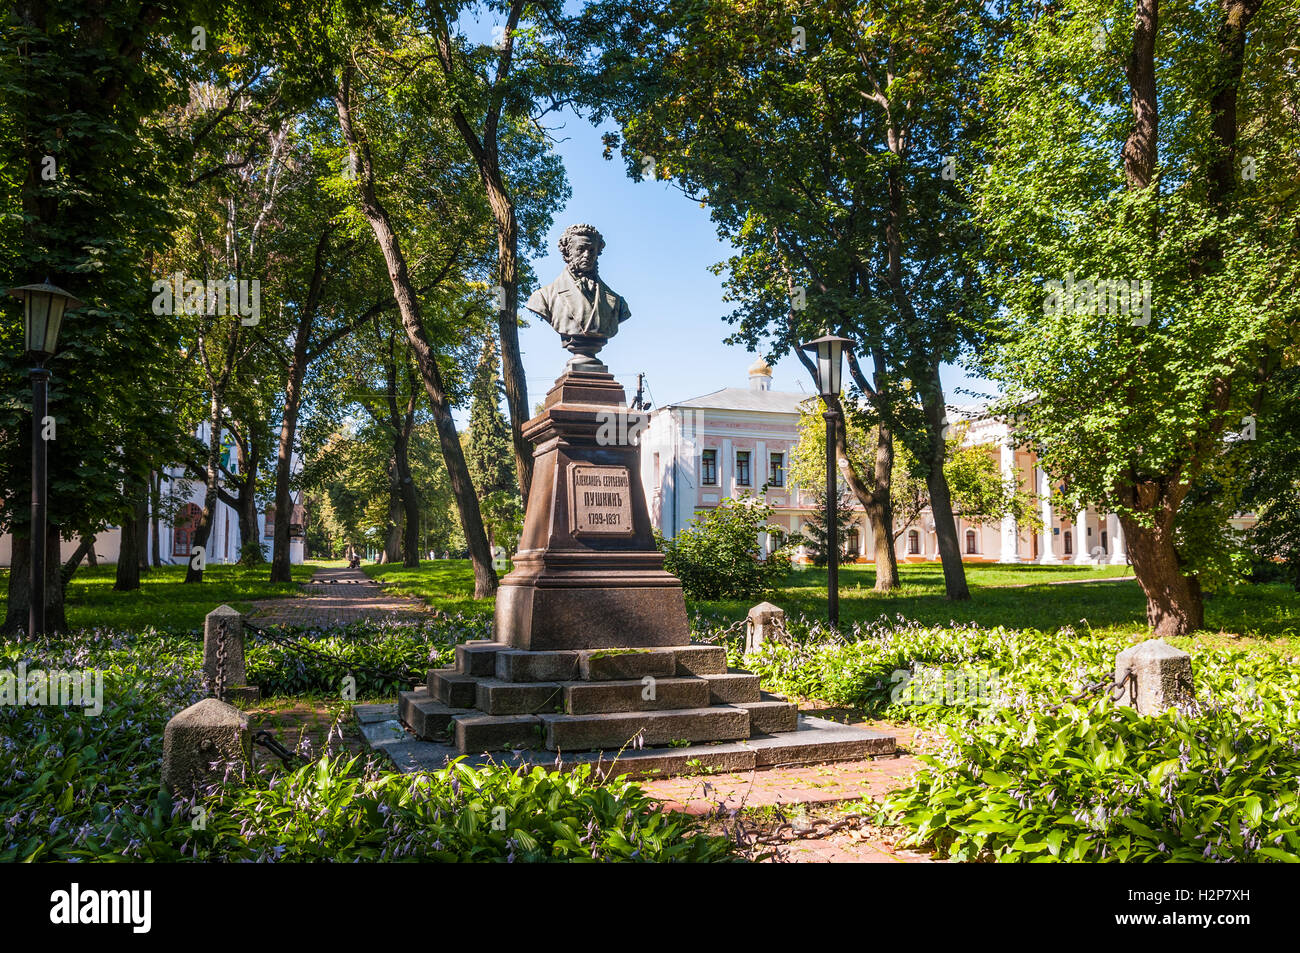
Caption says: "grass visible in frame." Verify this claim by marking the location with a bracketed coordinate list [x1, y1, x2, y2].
[0, 561, 317, 632]
[362, 559, 496, 618]
[365, 558, 1300, 643]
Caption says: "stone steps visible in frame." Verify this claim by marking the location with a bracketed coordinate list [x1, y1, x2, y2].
[391, 639, 886, 768]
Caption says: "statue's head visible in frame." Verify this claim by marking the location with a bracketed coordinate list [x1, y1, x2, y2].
[558, 223, 604, 278]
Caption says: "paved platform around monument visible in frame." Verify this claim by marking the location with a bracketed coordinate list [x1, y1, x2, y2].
[353, 701, 930, 863]
[357, 702, 894, 778]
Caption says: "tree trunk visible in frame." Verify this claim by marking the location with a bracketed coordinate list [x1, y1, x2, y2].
[185, 396, 222, 583]
[116, 479, 146, 591]
[919, 366, 969, 601]
[150, 470, 161, 568]
[135, 497, 149, 573]
[82, 534, 98, 568]
[336, 82, 497, 598]
[115, 514, 141, 591]
[3, 534, 31, 636]
[1119, 512, 1204, 637]
[867, 422, 900, 591]
[44, 524, 67, 632]
[435, 0, 533, 506]
[395, 434, 421, 568]
[63, 535, 95, 584]
[271, 345, 307, 583]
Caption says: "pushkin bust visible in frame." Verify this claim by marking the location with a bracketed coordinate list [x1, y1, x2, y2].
[525, 223, 631, 371]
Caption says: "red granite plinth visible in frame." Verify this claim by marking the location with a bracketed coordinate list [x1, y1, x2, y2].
[494, 369, 690, 651]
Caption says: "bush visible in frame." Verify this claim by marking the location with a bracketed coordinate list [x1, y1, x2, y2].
[657, 496, 792, 600]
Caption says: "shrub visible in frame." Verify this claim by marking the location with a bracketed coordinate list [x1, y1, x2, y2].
[657, 496, 792, 600]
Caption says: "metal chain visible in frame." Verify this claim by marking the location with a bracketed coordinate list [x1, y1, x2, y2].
[1043, 667, 1135, 714]
[251, 728, 302, 769]
[213, 619, 227, 701]
[241, 619, 421, 688]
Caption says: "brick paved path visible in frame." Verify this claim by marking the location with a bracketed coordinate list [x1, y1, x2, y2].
[248, 566, 428, 626]
[639, 722, 938, 863]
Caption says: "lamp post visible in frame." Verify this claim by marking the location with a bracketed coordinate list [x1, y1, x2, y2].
[6, 280, 82, 637]
[800, 334, 853, 626]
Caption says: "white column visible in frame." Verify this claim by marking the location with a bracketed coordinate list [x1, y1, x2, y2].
[999, 442, 1020, 562]
[1073, 509, 1094, 564]
[1038, 467, 1060, 563]
[1107, 513, 1127, 565]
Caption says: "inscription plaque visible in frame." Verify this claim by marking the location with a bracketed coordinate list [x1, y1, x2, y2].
[569, 464, 634, 536]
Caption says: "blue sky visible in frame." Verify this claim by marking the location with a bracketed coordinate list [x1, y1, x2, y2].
[514, 111, 993, 413]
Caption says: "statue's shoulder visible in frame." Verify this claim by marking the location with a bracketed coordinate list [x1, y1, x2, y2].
[525, 281, 556, 316]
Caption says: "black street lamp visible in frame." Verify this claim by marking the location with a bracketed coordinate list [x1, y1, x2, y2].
[801, 333, 853, 626]
[7, 280, 82, 637]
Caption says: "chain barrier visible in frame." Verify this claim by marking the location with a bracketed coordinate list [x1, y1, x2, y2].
[241, 618, 421, 688]
[212, 619, 227, 701]
[251, 728, 302, 769]
[1043, 667, 1135, 714]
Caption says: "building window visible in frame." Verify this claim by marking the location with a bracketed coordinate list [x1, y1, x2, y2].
[769, 453, 785, 487]
[1064, 531, 1073, 555]
[846, 527, 860, 557]
[701, 449, 717, 485]
[965, 529, 977, 554]
[1101, 530, 1108, 555]
[736, 451, 751, 487]
[907, 530, 920, 555]
[264, 505, 275, 538]
[173, 503, 202, 557]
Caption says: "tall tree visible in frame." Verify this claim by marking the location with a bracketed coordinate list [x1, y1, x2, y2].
[975, 0, 1298, 636]
[583, 0, 997, 599]
[425, 0, 574, 507]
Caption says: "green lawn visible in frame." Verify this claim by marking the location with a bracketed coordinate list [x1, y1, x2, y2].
[0, 562, 317, 632]
[362, 560, 494, 618]
[363, 558, 1300, 643]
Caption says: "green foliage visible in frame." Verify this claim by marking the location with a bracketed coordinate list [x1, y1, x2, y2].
[715, 613, 1300, 862]
[657, 496, 792, 600]
[0, 625, 737, 863]
[246, 616, 487, 697]
[183, 756, 739, 862]
[797, 490, 856, 568]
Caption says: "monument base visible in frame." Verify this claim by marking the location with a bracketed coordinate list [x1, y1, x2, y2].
[493, 367, 691, 650]
[393, 639, 896, 775]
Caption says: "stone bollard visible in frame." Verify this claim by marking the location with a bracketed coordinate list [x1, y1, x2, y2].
[745, 602, 786, 655]
[204, 605, 261, 703]
[1114, 639, 1193, 715]
[161, 697, 253, 796]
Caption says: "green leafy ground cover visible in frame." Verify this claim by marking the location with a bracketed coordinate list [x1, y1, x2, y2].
[0, 626, 737, 862]
[698, 615, 1300, 862]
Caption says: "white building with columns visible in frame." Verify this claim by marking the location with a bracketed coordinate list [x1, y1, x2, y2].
[639, 359, 1133, 566]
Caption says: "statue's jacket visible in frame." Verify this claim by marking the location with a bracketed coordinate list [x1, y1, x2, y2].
[526, 269, 631, 339]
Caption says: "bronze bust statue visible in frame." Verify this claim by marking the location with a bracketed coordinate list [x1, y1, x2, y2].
[525, 223, 630, 371]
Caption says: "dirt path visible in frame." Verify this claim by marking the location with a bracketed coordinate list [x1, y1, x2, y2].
[247, 566, 428, 627]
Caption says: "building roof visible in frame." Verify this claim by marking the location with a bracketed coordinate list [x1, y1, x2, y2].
[671, 387, 812, 414]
